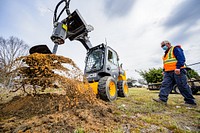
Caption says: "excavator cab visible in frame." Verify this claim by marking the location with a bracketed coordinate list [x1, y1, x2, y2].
[29, 0, 129, 101]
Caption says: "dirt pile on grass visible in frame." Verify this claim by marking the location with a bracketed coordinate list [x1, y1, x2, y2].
[12, 53, 98, 108]
[0, 53, 122, 132]
[15, 53, 87, 91]
[0, 93, 120, 132]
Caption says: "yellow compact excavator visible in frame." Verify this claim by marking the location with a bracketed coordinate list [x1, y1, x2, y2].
[30, 0, 128, 101]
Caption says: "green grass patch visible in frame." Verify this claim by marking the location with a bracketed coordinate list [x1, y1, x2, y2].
[114, 88, 200, 132]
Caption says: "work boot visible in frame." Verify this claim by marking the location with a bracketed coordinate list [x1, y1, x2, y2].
[182, 102, 197, 108]
[153, 98, 167, 105]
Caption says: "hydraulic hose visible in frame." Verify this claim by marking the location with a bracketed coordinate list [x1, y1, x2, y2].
[53, 0, 71, 23]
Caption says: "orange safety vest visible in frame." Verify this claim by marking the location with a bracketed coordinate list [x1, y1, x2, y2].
[163, 46, 186, 71]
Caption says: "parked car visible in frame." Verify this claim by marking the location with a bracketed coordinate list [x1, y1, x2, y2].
[127, 81, 134, 88]
[132, 82, 143, 88]
[128, 82, 144, 88]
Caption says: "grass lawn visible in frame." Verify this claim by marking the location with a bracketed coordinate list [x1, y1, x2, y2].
[113, 88, 200, 133]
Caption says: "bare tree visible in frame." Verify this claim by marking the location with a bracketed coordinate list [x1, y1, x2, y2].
[0, 36, 29, 88]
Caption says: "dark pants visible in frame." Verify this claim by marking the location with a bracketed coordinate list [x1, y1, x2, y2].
[159, 69, 196, 104]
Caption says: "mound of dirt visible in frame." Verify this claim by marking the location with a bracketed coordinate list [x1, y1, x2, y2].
[12, 53, 98, 107]
[14, 53, 87, 91]
[0, 54, 122, 132]
[0, 93, 121, 132]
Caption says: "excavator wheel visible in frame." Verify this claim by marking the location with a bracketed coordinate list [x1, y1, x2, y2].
[117, 81, 129, 97]
[98, 76, 117, 102]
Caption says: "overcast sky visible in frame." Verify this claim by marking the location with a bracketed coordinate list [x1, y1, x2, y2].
[0, 0, 200, 79]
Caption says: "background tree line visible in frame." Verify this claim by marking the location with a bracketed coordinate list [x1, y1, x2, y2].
[0, 36, 29, 88]
[137, 67, 200, 84]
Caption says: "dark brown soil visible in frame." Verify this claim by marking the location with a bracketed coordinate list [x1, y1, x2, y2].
[0, 93, 121, 132]
[0, 54, 122, 132]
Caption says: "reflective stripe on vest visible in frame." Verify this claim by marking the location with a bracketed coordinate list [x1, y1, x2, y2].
[163, 46, 185, 71]
[163, 46, 177, 71]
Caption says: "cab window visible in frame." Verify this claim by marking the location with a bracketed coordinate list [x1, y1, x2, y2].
[108, 50, 118, 65]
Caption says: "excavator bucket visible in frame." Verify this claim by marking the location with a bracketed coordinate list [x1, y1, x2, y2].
[29, 45, 52, 54]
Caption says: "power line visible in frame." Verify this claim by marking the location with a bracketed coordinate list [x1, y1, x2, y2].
[187, 62, 200, 66]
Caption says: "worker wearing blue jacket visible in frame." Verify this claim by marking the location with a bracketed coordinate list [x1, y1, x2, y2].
[153, 40, 196, 107]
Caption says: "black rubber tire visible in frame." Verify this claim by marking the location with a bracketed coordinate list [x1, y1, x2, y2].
[192, 89, 198, 95]
[117, 80, 129, 97]
[98, 76, 117, 102]
[191, 86, 199, 95]
[173, 84, 180, 94]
